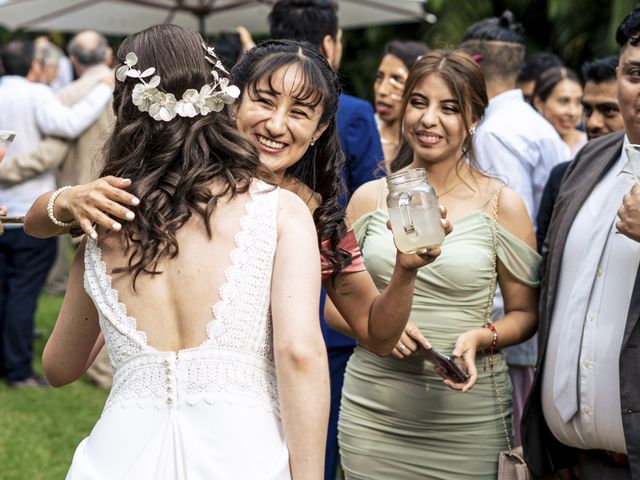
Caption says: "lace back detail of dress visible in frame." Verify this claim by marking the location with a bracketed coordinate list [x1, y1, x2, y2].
[84, 235, 149, 365]
[207, 182, 278, 360]
[83, 180, 279, 371]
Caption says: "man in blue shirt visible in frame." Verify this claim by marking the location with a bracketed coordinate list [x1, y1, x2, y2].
[269, 1, 383, 477]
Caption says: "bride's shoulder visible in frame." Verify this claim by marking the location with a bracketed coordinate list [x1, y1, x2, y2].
[280, 177, 321, 214]
[275, 189, 318, 246]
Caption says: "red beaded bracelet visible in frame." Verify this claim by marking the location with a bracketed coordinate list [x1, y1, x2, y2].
[482, 322, 498, 353]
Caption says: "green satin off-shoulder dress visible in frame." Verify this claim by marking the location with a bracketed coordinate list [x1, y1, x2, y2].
[338, 186, 541, 480]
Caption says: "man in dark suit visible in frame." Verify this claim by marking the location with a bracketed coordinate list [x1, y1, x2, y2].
[522, 7, 640, 479]
[268, 2, 383, 478]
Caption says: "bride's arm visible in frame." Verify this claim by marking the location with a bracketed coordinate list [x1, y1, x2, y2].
[43, 239, 102, 387]
[271, 189, 328, 480]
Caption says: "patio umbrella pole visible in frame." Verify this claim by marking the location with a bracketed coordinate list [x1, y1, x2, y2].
[199, 14, 205, 35]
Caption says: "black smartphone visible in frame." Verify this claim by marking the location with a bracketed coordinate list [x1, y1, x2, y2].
[419, 347, 469, 383]
[0, 216, 24, 224]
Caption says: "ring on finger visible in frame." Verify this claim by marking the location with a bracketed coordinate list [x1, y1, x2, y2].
[398, 343, 407, 352]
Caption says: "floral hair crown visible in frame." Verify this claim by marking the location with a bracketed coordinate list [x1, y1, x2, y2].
[115, 43, 241, 122]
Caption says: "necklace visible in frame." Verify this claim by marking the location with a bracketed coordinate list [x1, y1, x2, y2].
[436, 171, 472, 198]
[375, 115, 400, 146]
[380, 136, 399, 146]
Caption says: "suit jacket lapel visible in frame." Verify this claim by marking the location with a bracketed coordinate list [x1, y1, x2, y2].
[624, 269, 640, 346]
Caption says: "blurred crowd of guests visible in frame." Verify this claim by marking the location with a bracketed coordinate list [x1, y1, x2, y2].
[0, 32, 114, 388]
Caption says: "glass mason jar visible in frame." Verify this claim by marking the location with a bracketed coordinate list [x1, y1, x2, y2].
[386, 168, 444, 254]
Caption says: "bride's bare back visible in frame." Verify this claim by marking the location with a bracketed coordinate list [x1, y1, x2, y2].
[100, 188, 253, 353]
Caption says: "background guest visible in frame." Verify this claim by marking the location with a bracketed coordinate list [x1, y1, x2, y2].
[582, 55, 624, 140]
[212, 27, 255, 71]
[0, 32, 116, 331]
[34, 36, 74, 91]
[0, 32, 115, 188]
[373, 40, 428, 171]
[0, 38, 112, 388]
[533, 66, 587, 157]
[33, 39, 64, 87]
[516, 52, 564, 104]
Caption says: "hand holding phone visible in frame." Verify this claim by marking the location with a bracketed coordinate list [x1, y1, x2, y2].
[0, 216, 24, 224]
[419, 346, 469, 384]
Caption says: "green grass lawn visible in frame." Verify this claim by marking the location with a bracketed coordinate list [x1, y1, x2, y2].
[0, 294, 108, 480]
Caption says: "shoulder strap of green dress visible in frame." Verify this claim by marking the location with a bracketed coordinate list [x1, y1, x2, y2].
[376, 179, 385, 210]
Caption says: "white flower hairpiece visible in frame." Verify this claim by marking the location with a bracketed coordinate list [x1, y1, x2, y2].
[115, 45, 241, 122]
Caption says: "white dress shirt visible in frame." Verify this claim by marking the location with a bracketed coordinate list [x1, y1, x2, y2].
[0, 75, 112, 219]
[542, 136, 639, 453]
[474, 89, 570, 220]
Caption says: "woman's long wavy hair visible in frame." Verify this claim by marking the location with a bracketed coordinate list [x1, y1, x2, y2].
[390, 49, 488, 174]
[231, 40, 351, 274]
[100, 24, 271, 287]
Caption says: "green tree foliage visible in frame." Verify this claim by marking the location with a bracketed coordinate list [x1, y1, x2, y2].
[341, 0, 637, 101]
[1, 1, 637, 102]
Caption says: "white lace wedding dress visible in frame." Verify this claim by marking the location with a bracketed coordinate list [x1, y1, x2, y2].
[67, 183, 291, 479]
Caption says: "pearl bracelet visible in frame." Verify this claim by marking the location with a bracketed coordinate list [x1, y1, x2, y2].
[47, 186, 74, 228]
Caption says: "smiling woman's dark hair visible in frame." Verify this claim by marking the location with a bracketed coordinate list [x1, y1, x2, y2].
[532, 66, 581, 103]
[100, 24, 270, 287]
[231, 39, 351, 274]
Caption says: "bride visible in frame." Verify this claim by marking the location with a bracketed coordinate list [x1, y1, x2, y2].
[40, 24, 328, 479]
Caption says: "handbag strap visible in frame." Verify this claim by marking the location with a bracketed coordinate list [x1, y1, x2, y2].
[484, 186, 514, 453]
[483, 186, 501, 322]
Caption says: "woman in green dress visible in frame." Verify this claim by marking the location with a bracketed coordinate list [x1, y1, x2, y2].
[326, 49, 541, 479]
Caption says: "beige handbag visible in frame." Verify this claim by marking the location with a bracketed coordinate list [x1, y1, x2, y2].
[484, 188, 532, 480]
[498, 446, 531, 480]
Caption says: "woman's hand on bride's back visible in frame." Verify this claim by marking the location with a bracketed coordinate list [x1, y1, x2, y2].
[60, 176, 140, 239]
[392, 205, 453, 271]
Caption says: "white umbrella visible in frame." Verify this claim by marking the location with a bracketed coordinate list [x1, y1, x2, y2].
[0, 0, 435, 35]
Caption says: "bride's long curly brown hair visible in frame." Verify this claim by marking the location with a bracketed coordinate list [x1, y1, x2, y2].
[100, 24, 271, 287]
